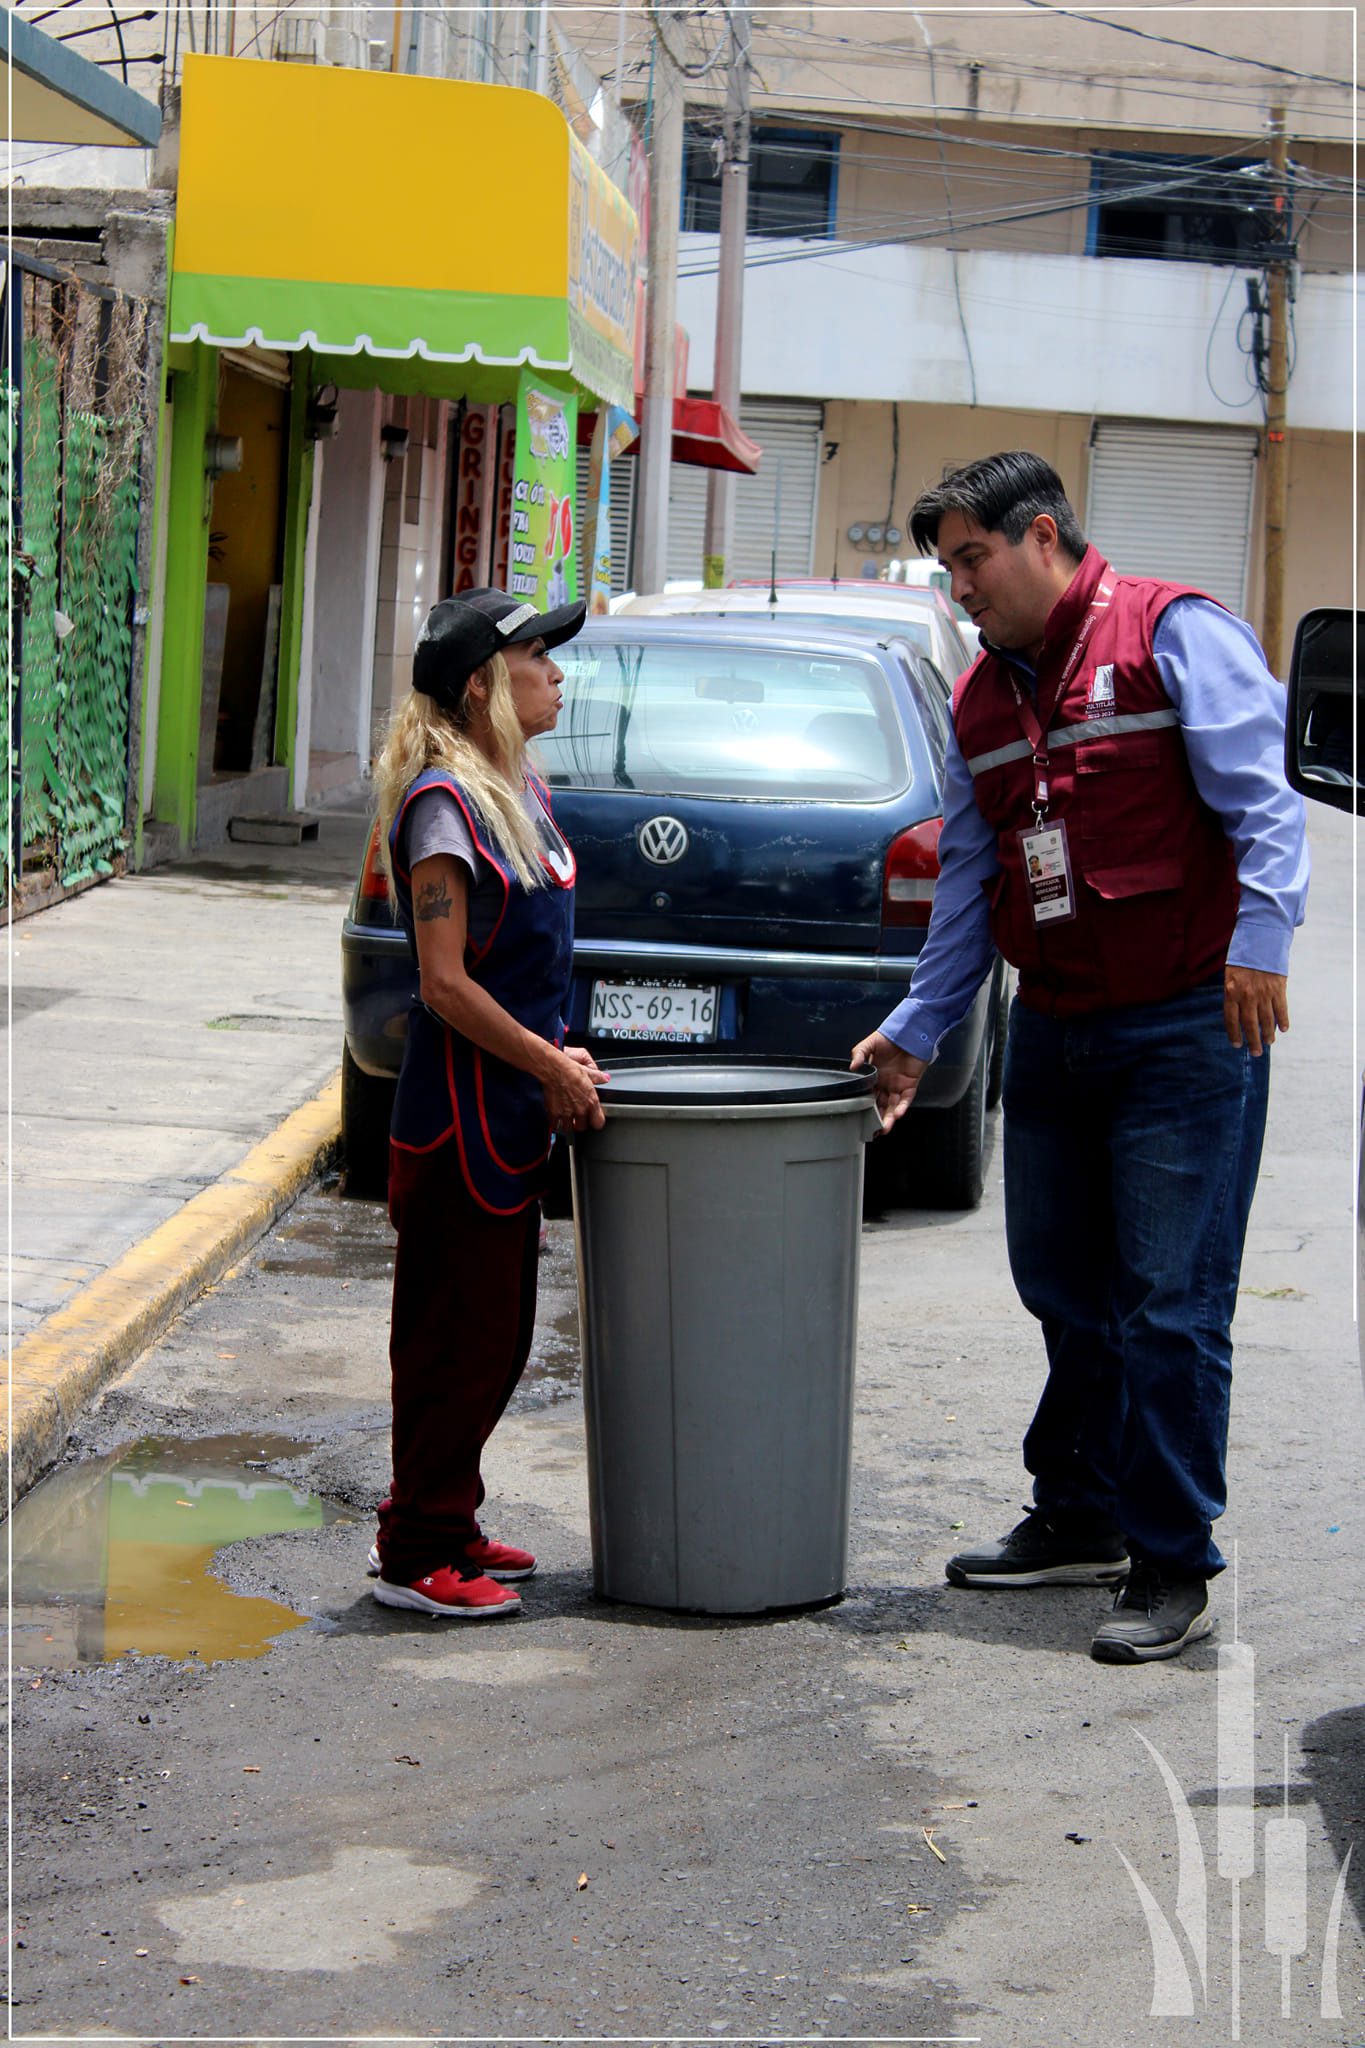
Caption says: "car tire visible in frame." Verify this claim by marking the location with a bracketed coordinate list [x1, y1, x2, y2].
[342, 1044, 395, 1201]
[913, 1033, 988, 1211]
[986, 964, 1011, 1111]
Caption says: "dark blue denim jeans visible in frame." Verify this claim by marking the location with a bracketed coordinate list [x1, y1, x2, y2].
[1002, 978, 1270, 1576]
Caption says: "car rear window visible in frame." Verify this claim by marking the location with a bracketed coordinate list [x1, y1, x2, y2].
[539, 642, 911, 800]
[758, 609, 934, 657]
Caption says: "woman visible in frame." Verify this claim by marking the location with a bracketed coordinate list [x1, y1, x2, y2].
[370, 587, 606, 1619]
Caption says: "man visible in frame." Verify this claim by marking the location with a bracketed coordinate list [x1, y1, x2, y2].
[853, 451, 1309, 1664]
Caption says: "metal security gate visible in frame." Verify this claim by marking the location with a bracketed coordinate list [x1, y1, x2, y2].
[665, 399, 824, 585]
[2, 257, 149, 900]
[575, 438, 638, 598]
[572, 399, 823, 598]
[1085, 421, 1259, 614]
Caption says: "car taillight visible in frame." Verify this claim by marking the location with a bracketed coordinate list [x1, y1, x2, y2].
[358, 823, 389, 902]
[882, 817, 942, 928]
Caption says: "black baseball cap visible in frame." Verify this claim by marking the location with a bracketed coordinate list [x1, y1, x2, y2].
[412, 588, 587, 706]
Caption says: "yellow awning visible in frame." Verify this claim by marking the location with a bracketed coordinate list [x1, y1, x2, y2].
[168, 57, 637, 411]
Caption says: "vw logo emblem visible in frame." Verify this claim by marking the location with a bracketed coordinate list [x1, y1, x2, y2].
[638, 815, 689, 866]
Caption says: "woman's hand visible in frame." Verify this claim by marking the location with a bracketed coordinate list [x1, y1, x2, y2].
[563, 1044, 611, 1080]
[543, 1046, 607, 1132]
[411, 855, 607, 1130]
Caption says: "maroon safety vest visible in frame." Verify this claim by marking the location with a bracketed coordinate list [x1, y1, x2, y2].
[953, 545, 1239, 1018]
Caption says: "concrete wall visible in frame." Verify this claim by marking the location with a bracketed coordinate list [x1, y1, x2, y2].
[574, 13, 1353, 146]
[814, 398, 1360, 638]
[1268, 429, 1362, 624]
[678, 237, 1358, 434]
[816, 401, 1093, 584]
[306, 387, 385, 794]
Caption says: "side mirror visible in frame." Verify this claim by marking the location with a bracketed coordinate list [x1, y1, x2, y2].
[1285, 607, 1362, 815]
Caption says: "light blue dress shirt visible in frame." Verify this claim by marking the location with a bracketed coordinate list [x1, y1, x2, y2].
[880, 596, 1311, 1060]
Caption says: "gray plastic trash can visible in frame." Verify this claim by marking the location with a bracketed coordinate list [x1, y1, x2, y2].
[570, 1061, 880, 1615]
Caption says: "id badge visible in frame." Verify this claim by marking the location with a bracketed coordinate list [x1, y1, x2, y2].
[1018, 820, 1076, 925]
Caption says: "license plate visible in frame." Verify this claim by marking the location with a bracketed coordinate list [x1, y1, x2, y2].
[589, 978, 720, 1043]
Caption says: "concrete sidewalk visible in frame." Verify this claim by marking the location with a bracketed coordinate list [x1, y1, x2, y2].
[4, 803, 373, 1490]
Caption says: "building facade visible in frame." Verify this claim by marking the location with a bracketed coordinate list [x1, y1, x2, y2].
[577, 4, 1358, 658]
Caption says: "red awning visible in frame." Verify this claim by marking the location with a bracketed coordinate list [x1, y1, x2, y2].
[670, 397, 762, 475]
[579, 397, 761, 475]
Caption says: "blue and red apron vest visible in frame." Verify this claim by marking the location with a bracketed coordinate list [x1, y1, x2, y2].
[952, 545, 1239, 1018]
[388, 765, 575, 1213]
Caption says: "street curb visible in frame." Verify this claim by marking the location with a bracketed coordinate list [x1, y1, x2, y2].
[5, 1070, 343, 1503]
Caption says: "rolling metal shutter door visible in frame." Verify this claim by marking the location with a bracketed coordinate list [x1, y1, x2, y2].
[665, 399, 824, 584]
[1085, 422, 1259, 613]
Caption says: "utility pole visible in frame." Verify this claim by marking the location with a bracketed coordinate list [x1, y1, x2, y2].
[1261, 105, 1290, 675]
[634, 27, 684, 594]
[702, 1, 751, 588]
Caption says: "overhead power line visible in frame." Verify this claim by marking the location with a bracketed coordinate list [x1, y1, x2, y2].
[754, 12, 1357, 101]
[676, 153, 1311, 279]
[1014, 0, 1358, 94]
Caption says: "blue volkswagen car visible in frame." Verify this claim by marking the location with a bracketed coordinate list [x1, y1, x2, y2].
[341, 617, 1005, 1207]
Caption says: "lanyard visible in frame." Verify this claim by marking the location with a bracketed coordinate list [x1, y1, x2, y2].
[1006, 575, 1115, 818]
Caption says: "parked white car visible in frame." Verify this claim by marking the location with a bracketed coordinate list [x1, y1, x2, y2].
[885, 557, 982, 660]
[617, 579, 976, 681]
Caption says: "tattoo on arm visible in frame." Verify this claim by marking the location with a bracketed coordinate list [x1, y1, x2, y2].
[415, 874, 454, 922]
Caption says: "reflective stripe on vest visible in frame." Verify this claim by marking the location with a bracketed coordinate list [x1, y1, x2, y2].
[964, 707, 1181, 779]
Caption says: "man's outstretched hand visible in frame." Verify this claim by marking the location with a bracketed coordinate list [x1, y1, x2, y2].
[851, 1031, 929, 1134]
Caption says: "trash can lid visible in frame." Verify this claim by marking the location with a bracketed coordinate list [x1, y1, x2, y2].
[597, 1059, 877, 1108]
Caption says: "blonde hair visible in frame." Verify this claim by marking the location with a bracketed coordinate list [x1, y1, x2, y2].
[374, 652, 546, 896]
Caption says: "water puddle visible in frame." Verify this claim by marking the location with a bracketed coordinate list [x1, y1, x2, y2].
[258, 1201, 396, 1281]
[518, 1294, 582, 1404]
[6, 1433, 348, 1669]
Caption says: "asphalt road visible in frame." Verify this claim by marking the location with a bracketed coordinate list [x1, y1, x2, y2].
[10, 805, 1363, 2046]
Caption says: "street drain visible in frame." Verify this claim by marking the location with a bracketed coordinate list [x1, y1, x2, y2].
[5, 1433, 347, 1669]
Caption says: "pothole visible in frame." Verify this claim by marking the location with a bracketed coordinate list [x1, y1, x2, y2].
[6, 1432, 349, 1668]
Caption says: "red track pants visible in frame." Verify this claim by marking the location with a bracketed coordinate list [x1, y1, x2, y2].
[376, 1139, 540, 1583]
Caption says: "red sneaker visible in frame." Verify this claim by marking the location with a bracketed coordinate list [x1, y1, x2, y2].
[372, 1566, 521, 1619]
[367, 1533, 536, 1581]
[464, 1535, 537, 1582]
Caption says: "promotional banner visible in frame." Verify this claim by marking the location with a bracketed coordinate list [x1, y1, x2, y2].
[567, 127, 639, 413]
[586, 404, 639, 615]
[509, 370, 579, 608]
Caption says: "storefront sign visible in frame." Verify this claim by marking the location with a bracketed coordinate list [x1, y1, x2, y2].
[509, 370, 579, 608]
[452, 405, 495, 593]
[492, 406, 515, 593]
[568, 128, 639, 414]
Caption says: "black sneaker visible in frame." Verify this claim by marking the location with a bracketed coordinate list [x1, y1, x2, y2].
[1090, 1564, 1213, 1663]
[946, 1507, 1129, 1588]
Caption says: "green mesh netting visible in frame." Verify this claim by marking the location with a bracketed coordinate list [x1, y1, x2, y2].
[1, 373, 17, 893]
[19, 335, 63, 864]
[15, 322, 141, 892]
[58, 411, 138, 886]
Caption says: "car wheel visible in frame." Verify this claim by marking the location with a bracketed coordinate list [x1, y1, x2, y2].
[342, 1044, 395, 1201]
[986, 964, 1011, 1111]
[912, 1033, 989, 1211]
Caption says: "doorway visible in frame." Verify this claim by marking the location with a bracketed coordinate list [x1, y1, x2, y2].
[201, 362, 289, 779]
